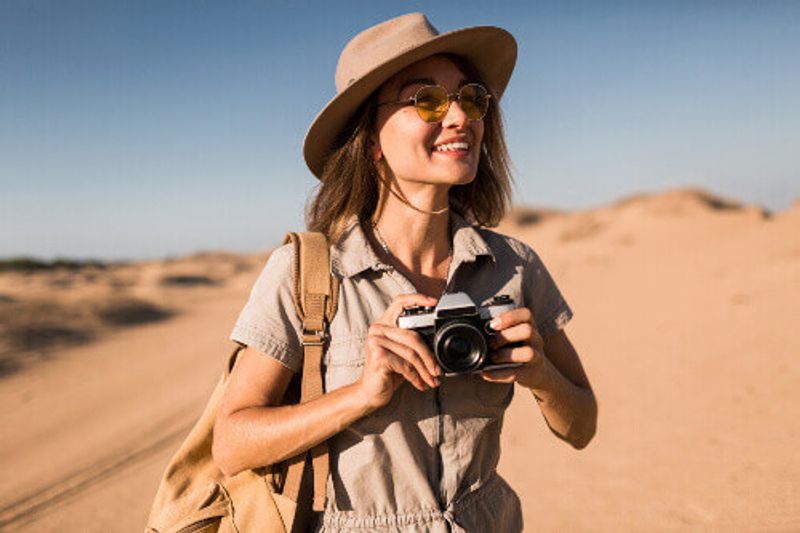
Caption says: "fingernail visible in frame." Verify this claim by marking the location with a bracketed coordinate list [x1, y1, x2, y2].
[490, 318, 501, 330]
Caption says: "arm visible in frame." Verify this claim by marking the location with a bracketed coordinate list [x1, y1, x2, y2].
[212, 346, 373, 476]
[483, 310, 597, 449]
[213, 293, 442, 476]
[527, 329, 597, 449]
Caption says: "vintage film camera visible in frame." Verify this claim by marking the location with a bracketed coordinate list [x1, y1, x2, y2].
[397, 292, 524, 375]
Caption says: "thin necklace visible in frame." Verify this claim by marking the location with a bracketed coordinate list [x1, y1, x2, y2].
[371, 222, 453, 271]
[376, 174, 450, 216]
[372, 223, 392, 255]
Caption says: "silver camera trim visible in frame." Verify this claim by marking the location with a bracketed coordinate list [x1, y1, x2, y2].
[397, 292, 514, 329]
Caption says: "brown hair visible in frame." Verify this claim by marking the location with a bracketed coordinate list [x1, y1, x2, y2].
[305, 55, 514, 242]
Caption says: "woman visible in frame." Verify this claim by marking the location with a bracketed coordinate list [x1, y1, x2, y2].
[213, 13, 597, 532]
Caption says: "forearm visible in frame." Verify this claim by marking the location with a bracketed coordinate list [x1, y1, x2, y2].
[213, 382, 371, 476]
[524, 355, 597, 449]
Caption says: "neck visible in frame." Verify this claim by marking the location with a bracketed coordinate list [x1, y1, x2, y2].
[370, 177, 452, 277]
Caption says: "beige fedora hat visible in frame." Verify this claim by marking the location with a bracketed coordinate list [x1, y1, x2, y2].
[303, 12, 517, 179]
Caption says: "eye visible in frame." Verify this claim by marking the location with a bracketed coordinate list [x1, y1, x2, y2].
[399, 85, 423, 100]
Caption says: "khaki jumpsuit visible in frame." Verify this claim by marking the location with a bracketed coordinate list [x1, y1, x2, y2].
[230, 212, 573, 532]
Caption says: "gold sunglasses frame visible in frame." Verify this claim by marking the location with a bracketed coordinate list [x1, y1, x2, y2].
[377, 83, 492, 123]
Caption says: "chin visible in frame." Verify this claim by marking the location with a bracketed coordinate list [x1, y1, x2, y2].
[430, 163, 477, 183]
[444, 168, 478, 185]
[408, 165, 478, 186]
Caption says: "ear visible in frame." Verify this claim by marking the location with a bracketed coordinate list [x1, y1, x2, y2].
[370, 133, 382, 161]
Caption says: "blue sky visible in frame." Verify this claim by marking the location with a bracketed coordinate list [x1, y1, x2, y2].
[1, 1, 798, 260]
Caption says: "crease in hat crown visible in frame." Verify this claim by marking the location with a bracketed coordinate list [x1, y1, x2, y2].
[335, 13, 439, 93]
[304, 12, 517, 179]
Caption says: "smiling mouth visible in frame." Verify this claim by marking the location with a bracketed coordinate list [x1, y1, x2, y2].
[433, 141, 470, 153]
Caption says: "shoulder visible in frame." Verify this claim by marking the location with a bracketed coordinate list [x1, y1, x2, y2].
[475, 229, 573, 336]
[231, 242, 304, 373]
[253, 243, 294, 283]
[243, 243, 297, 307]
[264, 242, 294, 270]
[474, 226, 544, 266]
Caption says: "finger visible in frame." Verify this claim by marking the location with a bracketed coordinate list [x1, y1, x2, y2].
[489, 307, 533, 332]
[378, 293, 438, 326]
[391, 293, 438, 315]
[480, 368, 519, 383]
[382, 349, 429, 391]
[488, 321, 535, 350]
[370, 330, 438, 386]
[490, 345, 537, 365]
[377, 325, 440, 377]
[377, 335, 438, 387]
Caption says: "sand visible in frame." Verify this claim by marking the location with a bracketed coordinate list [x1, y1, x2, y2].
[0, 188, 797, 531]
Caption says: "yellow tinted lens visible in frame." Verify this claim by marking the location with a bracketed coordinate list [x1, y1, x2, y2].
[459, 84, 489, 120]
[414, 86, 449, 123]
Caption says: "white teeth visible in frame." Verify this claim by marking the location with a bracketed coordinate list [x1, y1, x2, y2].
[434, 142, 469, 152]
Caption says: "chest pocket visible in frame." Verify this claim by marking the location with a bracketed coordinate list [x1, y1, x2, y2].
[323, 334, 366, 391]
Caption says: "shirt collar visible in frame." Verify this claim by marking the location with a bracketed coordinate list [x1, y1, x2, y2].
[330, 211, 495, 279]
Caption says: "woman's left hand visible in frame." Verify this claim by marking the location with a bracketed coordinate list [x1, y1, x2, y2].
[481, 307, 546, 389]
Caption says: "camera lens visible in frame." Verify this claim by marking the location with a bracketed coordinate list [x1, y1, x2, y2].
[434, 321, 487, 373]
[445, 336, 471, 358]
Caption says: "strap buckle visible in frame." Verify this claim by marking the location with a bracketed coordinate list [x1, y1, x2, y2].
[302, 322, 328, 346]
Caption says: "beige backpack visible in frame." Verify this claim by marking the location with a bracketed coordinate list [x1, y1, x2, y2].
[146, 232, 340, 533]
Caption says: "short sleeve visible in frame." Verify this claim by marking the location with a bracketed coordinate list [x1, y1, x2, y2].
[229, 243, 304, 372]
[520, 245, 574, 338]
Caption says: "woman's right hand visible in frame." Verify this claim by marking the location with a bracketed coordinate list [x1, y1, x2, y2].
[355, 293, 442, 411]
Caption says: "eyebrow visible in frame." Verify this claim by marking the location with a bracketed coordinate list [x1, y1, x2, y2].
[397, 78, 436, 97]
[396, 77, 471, 97]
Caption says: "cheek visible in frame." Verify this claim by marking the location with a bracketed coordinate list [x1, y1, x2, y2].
[379, 118, 432, 161]
[473, 122, 485, 147]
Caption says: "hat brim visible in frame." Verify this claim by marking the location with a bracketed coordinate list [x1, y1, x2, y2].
[303, 25, 517, 179]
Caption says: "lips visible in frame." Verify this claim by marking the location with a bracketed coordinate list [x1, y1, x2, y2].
[433, 141, 470, 152]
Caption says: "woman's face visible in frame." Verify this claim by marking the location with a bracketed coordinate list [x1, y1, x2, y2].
[373, 55, 484, 187]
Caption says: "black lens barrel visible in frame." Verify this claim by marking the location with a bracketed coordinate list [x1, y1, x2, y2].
[433, 320, 487, 373]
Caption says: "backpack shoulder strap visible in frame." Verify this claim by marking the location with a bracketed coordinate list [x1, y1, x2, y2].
[281, 231, 339, 512]
[283, 232, 339, 366]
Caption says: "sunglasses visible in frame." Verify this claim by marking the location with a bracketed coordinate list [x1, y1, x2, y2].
[377, 83, 492, 123]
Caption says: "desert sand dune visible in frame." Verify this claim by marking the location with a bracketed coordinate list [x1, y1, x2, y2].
[0, 188, 797, 531]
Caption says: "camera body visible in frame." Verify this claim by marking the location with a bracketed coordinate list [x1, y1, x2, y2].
[397, 292, 519, 375]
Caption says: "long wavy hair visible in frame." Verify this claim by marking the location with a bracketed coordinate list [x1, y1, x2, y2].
[305, 55, 514, 242]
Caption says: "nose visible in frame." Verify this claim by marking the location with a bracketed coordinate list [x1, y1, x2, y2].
[441, 97, 469, 129]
